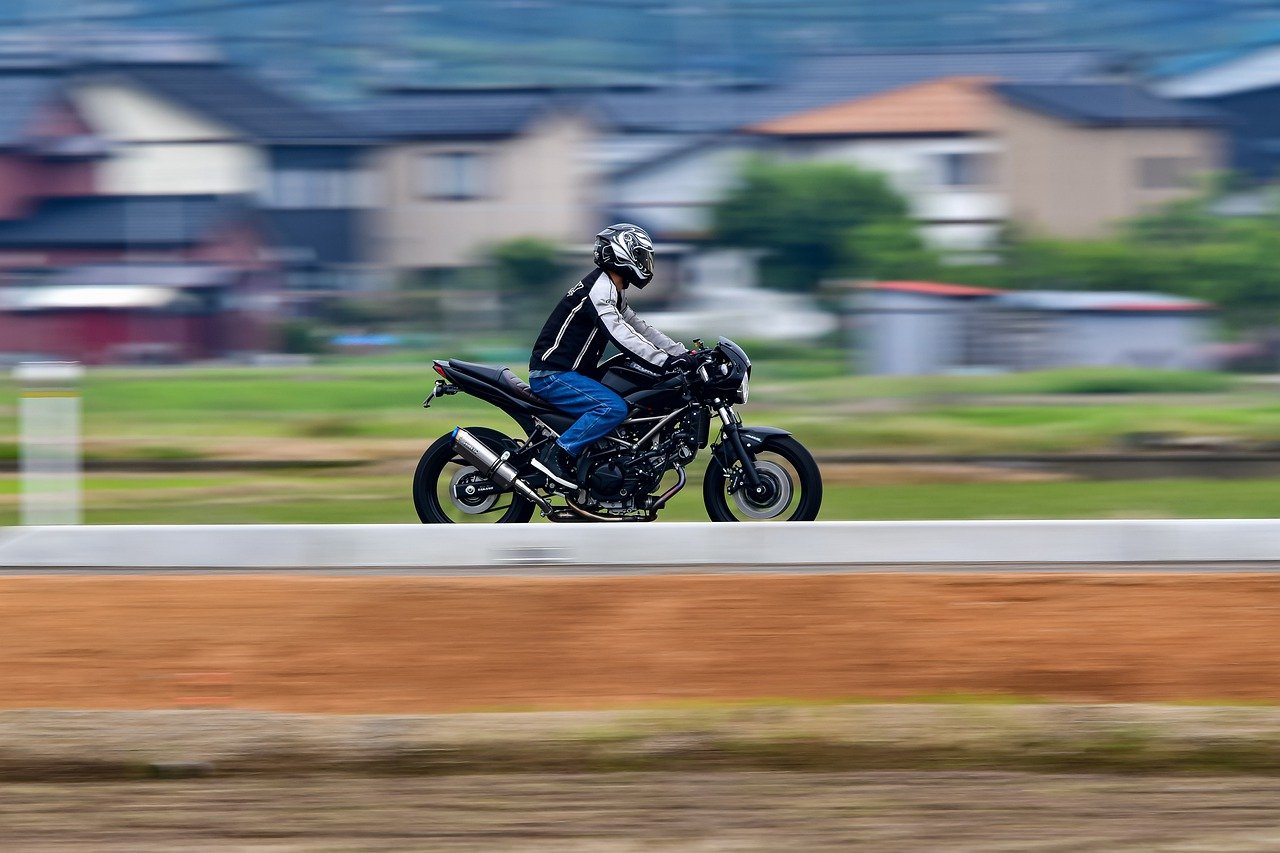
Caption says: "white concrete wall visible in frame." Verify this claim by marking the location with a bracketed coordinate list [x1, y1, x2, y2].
[1043, 314, 1212, 370]
[71, 80, 266, 196]
[852, 290, 978, 375]
[2, 520, 1278, 569]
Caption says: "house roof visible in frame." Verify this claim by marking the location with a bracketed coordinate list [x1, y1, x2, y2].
[995, 291, 1213, 313]
[0, 195, 247, 248]
[351, 90, 577, 139]
[102, 62, 366, 145]
[994, 82, 1224, 127]
[859, 280, 1003, 298]
[597, 48, 1115, 134]
[397, 48, 1115, 139]
[749, 77, 997, 137]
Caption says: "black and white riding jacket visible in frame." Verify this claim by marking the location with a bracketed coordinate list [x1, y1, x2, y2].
[530, 270, 684, 374]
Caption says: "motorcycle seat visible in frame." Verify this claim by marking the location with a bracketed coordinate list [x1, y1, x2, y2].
[447, 359, 551, 408]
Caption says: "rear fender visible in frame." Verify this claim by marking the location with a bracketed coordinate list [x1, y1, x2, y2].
[429, 364, 542, 438]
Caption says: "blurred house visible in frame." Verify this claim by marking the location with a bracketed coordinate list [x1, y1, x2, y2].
[604, 135, 756, 243]
[987, 290, 1214, 372]
[0, 197, 278, 363]
[355, 90, 596, 275]
[751, 78, 1223, 247]
[1184, 85, 1280, 182]
[0, 73, 106, 218]
[993, 83, 1224, 238]
[847, 281, 1003, 375]
[0, 49, 378, 362]
[595, 48, 1118, 243]
[66, 61, 376, 297]
[748, 77, 1005, 254]
[847, 281, 1213, 375]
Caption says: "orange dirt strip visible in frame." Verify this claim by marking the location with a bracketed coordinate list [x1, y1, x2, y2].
[2, 574, 1279, 713]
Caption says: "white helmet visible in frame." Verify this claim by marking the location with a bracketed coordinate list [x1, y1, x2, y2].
[593, 223, 655, 288]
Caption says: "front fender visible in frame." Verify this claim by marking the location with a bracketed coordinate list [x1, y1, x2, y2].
[711, 425, 792, 468]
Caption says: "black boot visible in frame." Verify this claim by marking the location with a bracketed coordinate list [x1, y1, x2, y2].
[532, 442, 577, 489]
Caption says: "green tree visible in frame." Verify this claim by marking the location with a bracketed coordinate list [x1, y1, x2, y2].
[485, 237, 567, 331]
[487, 237, 564, 296]
[942, 189, 1280, 329]
[712, 158, 912, 292]
[845, 219, 940, 281]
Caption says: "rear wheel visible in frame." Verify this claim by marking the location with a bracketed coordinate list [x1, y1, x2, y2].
[703, 435, 822, 522]
[413, 427, 536, 524]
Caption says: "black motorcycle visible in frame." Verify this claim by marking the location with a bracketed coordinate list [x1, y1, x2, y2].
[413, 337, 822, 523]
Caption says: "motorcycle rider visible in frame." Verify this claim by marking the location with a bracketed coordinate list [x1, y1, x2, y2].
[528, 223, 694, 489]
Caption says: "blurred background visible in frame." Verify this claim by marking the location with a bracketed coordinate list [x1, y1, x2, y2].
[5, 0, 1280, 522]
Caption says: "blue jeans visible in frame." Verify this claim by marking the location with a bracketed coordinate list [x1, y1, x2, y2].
[530, 371, 628, 457]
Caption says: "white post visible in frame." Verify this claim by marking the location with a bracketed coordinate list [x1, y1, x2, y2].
[14, 362, 84, 526]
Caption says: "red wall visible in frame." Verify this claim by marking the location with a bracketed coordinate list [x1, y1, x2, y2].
[0, 310, 215, 365]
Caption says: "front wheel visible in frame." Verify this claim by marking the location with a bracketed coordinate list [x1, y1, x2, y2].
[413, 426, 536, 524]
[703, 435, 822, 522]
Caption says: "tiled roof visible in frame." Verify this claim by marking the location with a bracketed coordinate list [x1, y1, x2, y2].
[994, 82, 1224, 127]
[0, 195, 246, 247]
[107, 63, 366, 145]
[749, 77, 997, 136]
[596, 48, 1115, 133]
[860, 281, 1003, 298]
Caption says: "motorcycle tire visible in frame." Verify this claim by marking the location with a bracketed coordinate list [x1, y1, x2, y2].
[413, 426, 536, 524]
[703, 434, 822, 522]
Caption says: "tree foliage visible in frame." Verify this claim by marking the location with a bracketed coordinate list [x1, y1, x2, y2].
[486, 237, 565, 296]
[942, 191, 1280, 329]
[846, 219, 940, 282]
[712, 158, 913, 292]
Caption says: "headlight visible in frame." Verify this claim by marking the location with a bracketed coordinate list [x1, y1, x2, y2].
[736, 373, 749, 404]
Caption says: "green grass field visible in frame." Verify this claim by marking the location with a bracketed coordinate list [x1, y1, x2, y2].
[3, 361, 1280, 524]
[1, 363, 1276, 454]
[4, 472, 1280, 526]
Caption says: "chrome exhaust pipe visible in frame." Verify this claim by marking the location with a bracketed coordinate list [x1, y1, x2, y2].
[451, 427, 551, 513]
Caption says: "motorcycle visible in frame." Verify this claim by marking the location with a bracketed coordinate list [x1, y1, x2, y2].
[413, 337, 822, 523]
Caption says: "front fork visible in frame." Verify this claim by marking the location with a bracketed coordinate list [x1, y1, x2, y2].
[714, 406, 764, 494]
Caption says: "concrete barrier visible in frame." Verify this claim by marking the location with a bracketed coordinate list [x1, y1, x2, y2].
[0, 520, 1278, 570]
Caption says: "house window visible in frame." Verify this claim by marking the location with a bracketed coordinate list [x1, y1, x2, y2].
[935, 152, 993, 188]
[421, 151, 486, 200]
[1137, 156, 1197, 189]
[266, 170, 365, 209]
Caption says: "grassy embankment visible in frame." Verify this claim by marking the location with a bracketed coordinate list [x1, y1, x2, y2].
[2, 360, 1279, 524]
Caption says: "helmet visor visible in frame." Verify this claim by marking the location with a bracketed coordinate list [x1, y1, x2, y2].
[634, 246, 654, 279]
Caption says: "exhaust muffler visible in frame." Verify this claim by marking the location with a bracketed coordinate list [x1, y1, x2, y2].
[451, 427, 551, 513]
